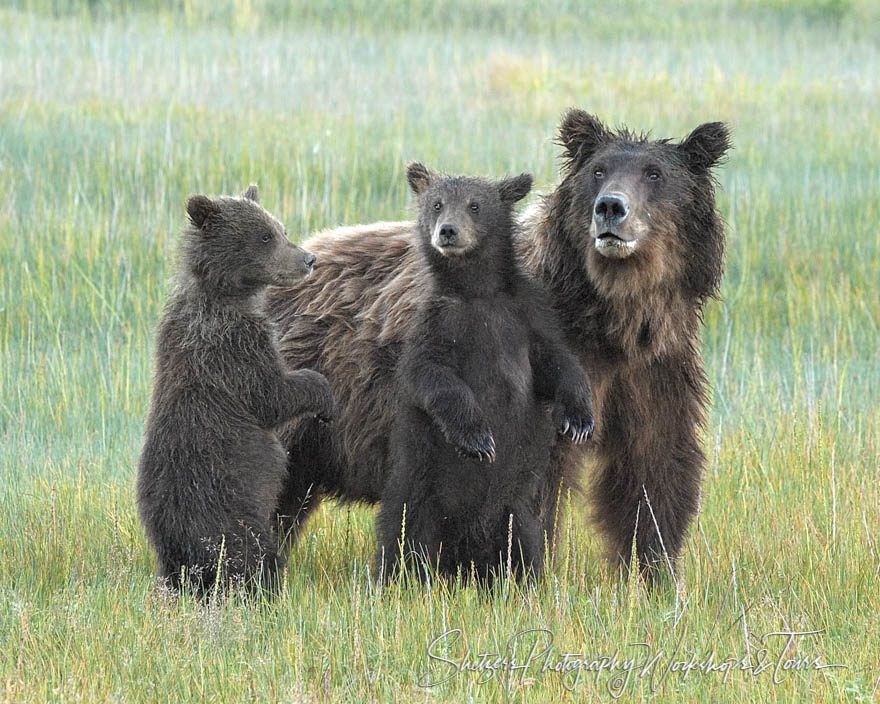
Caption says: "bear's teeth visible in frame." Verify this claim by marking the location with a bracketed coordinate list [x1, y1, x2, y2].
[596, 236, 634, 249]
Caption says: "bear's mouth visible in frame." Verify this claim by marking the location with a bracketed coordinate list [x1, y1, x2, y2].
[433, 242, 470, 257]
[595, 232, 636, 258]
[275, 270, 311, 285]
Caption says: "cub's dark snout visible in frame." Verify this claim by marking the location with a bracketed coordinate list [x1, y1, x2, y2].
[303, 252, 317, 268]
[594, 193, 629, 228]
[438, 224, 459, 246]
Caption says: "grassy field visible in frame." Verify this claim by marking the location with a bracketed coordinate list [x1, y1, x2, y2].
[1, 1, 879, 701]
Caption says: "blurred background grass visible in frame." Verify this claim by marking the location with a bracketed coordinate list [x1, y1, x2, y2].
[0, 1, 878, 701]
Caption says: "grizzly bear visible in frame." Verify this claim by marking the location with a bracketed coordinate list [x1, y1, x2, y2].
[268, 111, 730, 585]
[377, 163, 593, 583]
[515, 112, 731, 582]
[136, 185, 334, 597]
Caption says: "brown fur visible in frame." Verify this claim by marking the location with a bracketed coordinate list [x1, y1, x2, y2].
[137, 186, 334, 598]
[517, 111, 730, 580]
[375, 165, 591, 584]
[268, 111, 730, 584]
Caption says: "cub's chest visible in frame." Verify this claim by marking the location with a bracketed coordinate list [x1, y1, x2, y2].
[439, 299, 533, 400]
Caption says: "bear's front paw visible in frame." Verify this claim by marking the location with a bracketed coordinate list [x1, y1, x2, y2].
[313, 386, 335, 424]
[315, 412, 334, 425]
[553, 402, 594, 444]
[449, 424, 497, 463]
[312, 396, 336, 425]
[291, 369, 336, 423]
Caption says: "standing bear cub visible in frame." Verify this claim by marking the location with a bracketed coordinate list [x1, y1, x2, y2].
[136, 185, 334, 597]
[378, 164, 594, 583]
[269, 112, 730, 587]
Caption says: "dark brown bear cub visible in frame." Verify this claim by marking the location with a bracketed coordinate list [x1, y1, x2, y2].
[136, 185, 334, 598]
[378, 164, 593, 584]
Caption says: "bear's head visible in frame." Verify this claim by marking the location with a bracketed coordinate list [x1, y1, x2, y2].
[406, 162, 532, 263]
[183, 185, 316, 297]
[556, 110, 731, 301]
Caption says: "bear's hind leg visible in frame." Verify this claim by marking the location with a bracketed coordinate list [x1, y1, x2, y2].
[274, 417, 337, 551]
[592, 446, 701, 588]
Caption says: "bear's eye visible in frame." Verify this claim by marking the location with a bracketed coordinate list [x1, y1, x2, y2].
[261, 233, 272, 243]
[593, 169, 605, 180]
[469, 202, 479, 213]
[433, 201, 442, 212]
[646, 169, 662, 182]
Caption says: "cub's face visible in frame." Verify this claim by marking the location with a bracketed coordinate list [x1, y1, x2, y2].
[406, 162, 532, 259]
[185, 186, 316, 293]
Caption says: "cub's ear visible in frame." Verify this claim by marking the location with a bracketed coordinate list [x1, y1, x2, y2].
[498, 173, 533, 204]
[186, 195, 217, 229]
[677, 122, 731, 173]
[406, 162, 433, 195]
[557, 109, 609, 174]
[242, 184, 260, 202]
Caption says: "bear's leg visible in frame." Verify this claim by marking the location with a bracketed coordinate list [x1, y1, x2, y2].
[377, 420, 444, 583]
[480, 508, 545, 586]
[156, 538, 215, 597]
[589, 362, 704, 587]
[539, 443, 582, 557]
[201, 429, 290, 598]
[511, 511, 546, 582]
[152, 515, 233, 598]
[220, 522, 276, 592]
[160, 536, 232, 599]
[377, 494, 445, 584]
[152, 496, 284, 598]
[274, 418, 336, 550]
[591, 438, 702, 587]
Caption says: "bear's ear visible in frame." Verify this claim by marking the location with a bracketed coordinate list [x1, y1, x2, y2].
[186, 195, 217, 229]
[498, 173, 533, 204]
[406, 162, 433, 195]
[242, 184, 260, 202]
[557, 109, 609, 174]
[677, 122, 731, 173]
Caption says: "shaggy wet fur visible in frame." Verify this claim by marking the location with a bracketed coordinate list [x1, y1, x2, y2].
[268, 111, 730, 585]
[376, 165, 592, 583]
[136, 187, 334, 597]
[517, 111, 730, 581]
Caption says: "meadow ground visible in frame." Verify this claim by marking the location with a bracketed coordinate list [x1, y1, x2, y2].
[1, 1, 878, 701]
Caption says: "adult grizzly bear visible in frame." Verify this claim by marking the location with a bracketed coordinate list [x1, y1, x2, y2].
[137, 186, 334, 597]
[269, 111, 730, 584]
[378, 164, 593, 583]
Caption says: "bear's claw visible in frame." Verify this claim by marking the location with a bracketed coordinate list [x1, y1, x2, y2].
[456, 429, 497, 463]
[558, 417, 594, 444]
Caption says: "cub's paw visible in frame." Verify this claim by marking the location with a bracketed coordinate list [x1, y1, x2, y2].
[449, 424, 496, 463]
[552, 403, 594, 444]
[313, 389, 335, 424]
[293, 369, 336, 423]
[313, 398, 336, 425]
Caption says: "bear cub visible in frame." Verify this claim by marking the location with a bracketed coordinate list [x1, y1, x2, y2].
[136, 185, 334, 598]
[377, 164, 594, 584]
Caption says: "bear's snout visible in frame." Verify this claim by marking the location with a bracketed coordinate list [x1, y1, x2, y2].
[593, 193, 630, 231]
[437, 224, 459, 246]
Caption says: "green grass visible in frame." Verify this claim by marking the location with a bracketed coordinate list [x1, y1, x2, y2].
[1, 2, 878, 701]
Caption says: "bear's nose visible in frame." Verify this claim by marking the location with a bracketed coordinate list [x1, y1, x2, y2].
[303, 252, 316, 268]
[438, 224, 458, 245]
[594, 193, 629, 226]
